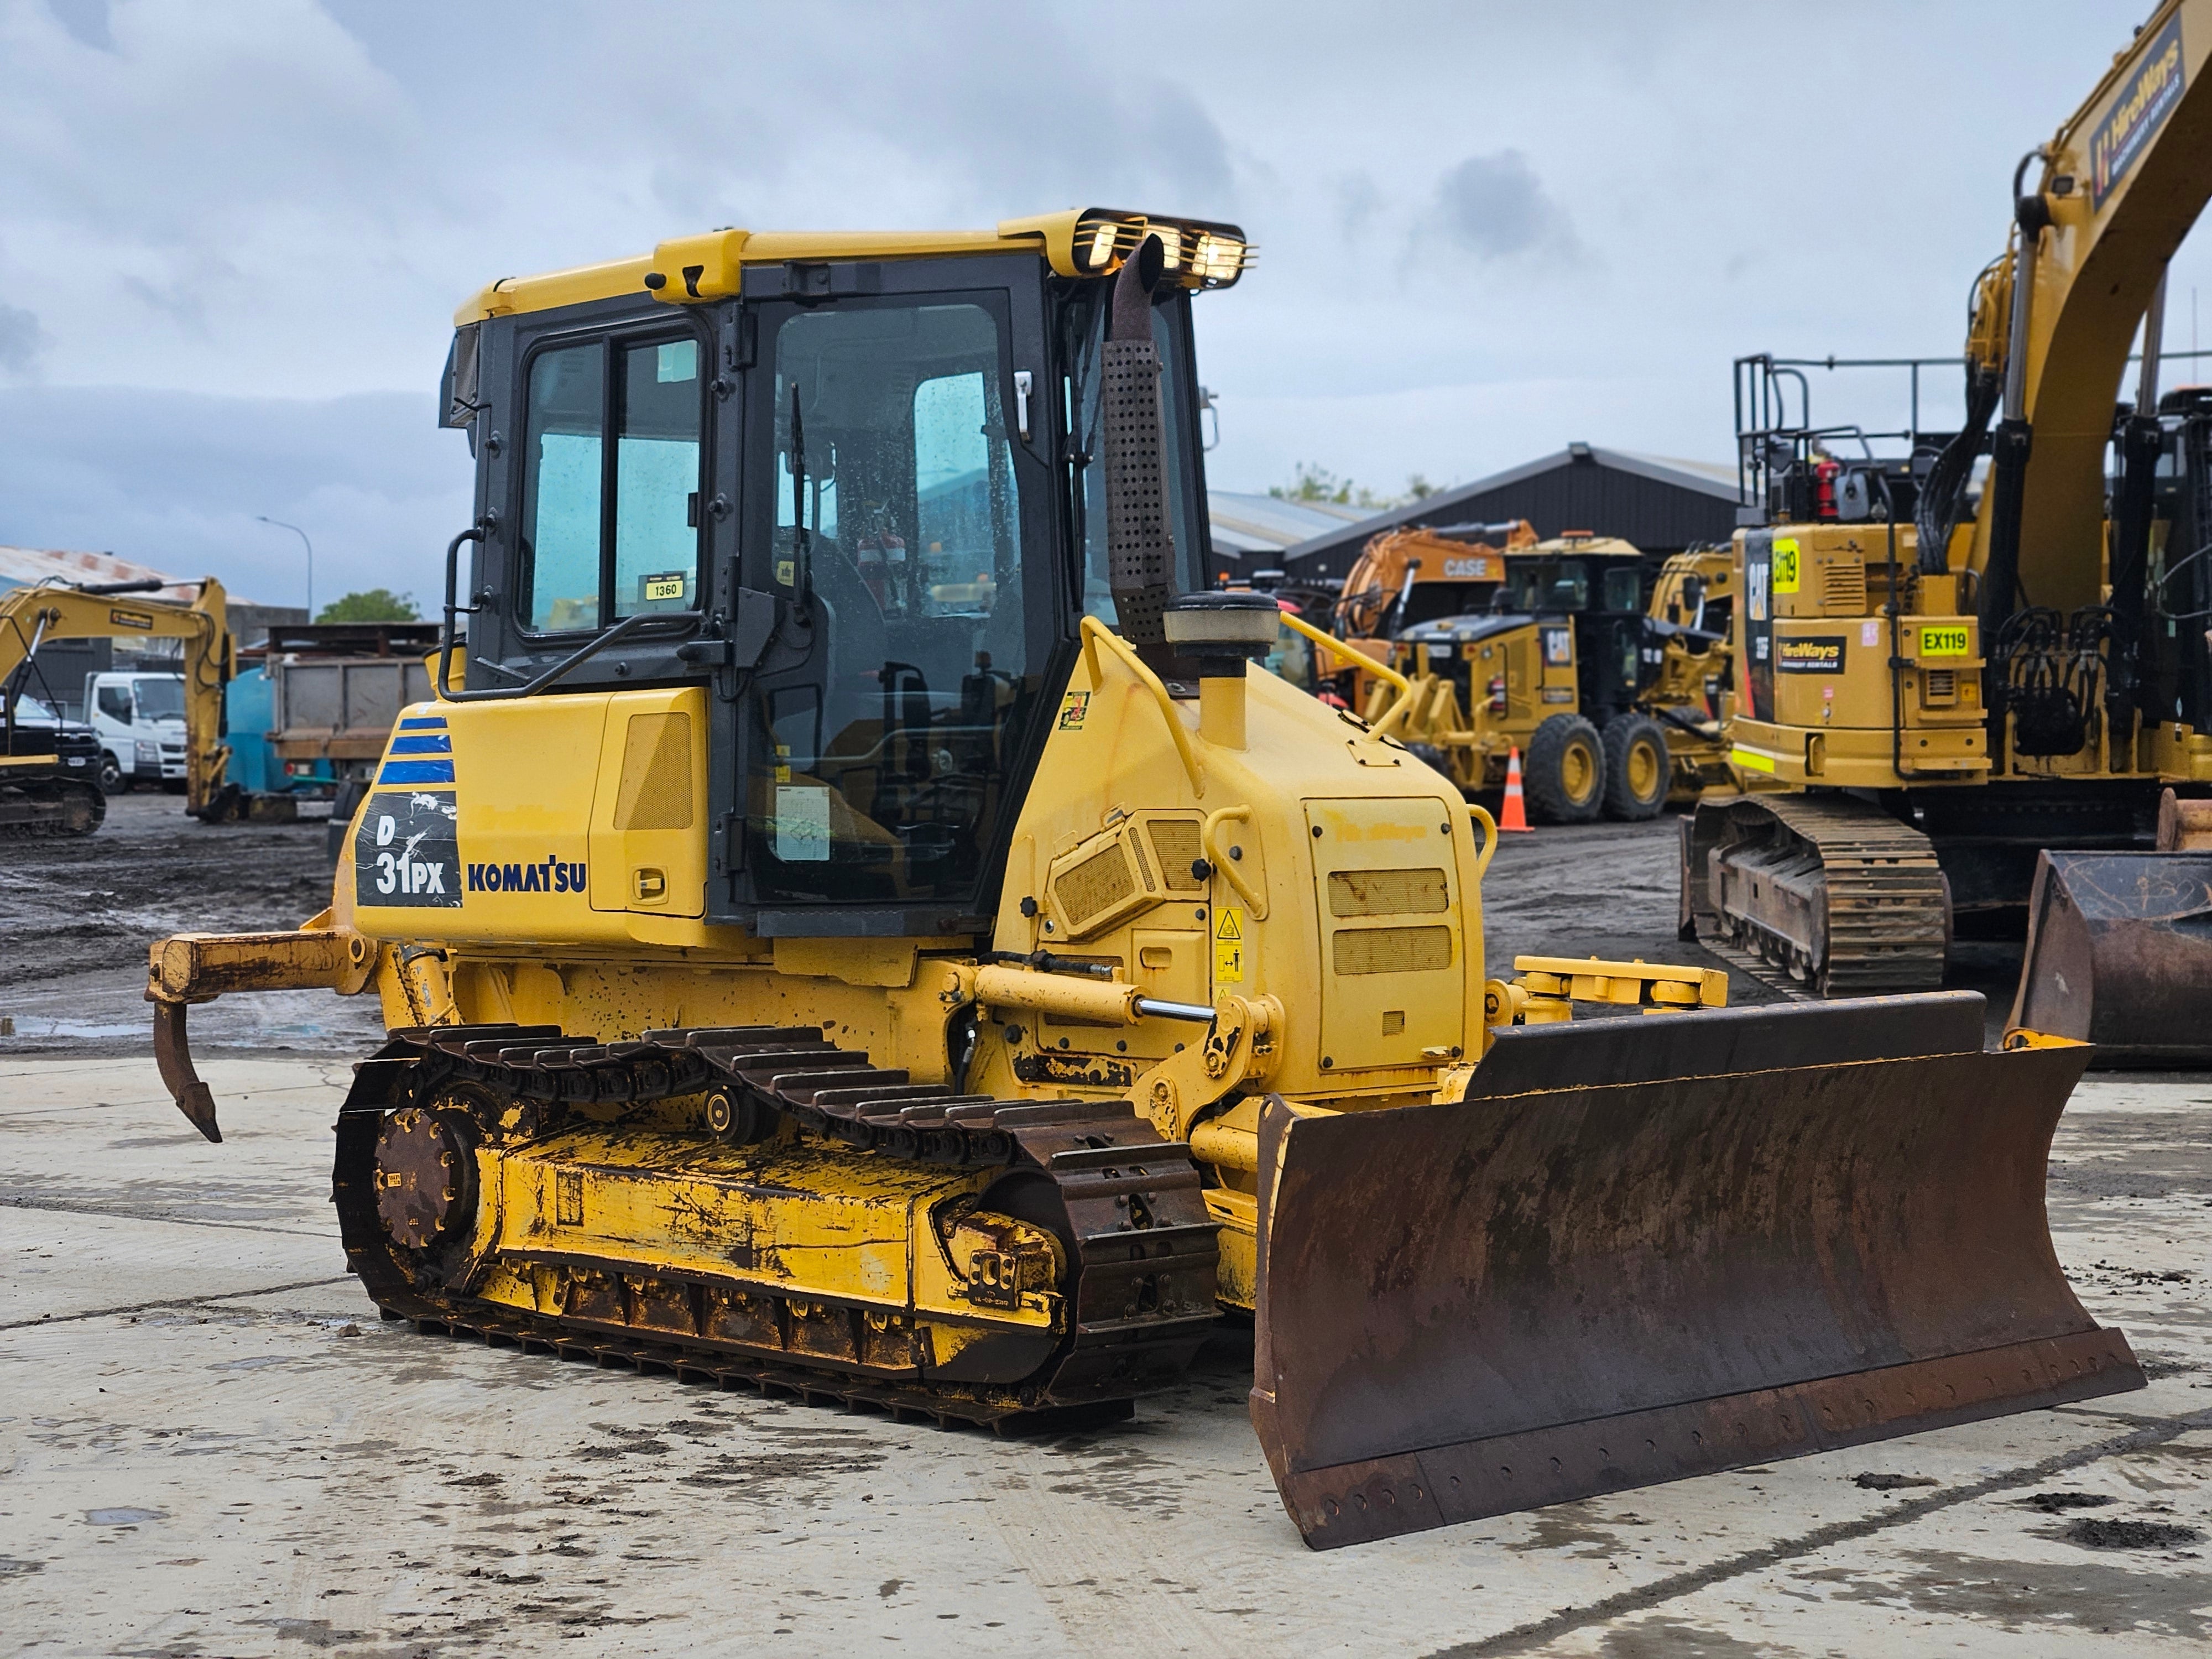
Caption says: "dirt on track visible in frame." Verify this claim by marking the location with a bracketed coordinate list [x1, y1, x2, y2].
[0, 790, 387, 1057]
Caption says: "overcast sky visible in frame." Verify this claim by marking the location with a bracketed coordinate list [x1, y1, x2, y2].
[2, 0, 2205, 609]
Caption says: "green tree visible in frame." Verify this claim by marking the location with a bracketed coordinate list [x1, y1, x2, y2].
[316, 588, 419, 623]
[1270, 464, 1448, 510]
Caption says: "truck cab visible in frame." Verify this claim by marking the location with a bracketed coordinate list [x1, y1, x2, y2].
[84, 671, 187, 792]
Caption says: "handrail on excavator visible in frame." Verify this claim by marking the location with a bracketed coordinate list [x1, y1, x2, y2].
[1275, 608, 1414, 737]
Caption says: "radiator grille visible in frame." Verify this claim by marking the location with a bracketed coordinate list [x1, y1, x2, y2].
[1820, 561, 1868, 615]
[1328, 867, 1449, 916]
[613, 713, 693, 831]
[1055, 844, 1135, 931]
[1333, 926, 1454, 976]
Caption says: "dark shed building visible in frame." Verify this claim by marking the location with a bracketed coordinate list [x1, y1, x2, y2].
[1277, 444, 1741, 587]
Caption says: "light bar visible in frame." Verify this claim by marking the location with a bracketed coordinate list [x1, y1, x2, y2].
[1069, 209, 1253, 289]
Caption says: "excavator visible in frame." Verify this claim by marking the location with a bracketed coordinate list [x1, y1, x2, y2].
[0, 576, 248, 832]
[1684, 0, 2212, 1015]
[140, 207, 2141, 1549]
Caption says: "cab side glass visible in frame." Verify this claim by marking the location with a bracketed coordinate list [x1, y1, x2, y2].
[97, 685, 133, 722]
[1604, 567, 1642, 613]
[615, 338, 702, 617]
[521, 343, 605, 632]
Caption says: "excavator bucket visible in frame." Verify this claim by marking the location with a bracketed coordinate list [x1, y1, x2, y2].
[1249, 992, 2142, 1549]
[2009, 850, 2212, 1065]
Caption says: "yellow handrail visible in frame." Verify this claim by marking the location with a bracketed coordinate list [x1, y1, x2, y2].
[1079, 616, 1205, 799]
[1202, 804, 1269, 919]
[1275, 609, 1412, 735]
[1467, 802, 1499, 883]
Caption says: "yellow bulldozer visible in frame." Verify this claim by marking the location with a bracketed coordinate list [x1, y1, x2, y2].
[145, 208, 2141, 1548]
[1683, 0, 2212, 1034]
[1369, 535, 1736, 821]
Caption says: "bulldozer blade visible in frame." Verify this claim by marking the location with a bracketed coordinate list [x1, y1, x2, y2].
[2008, 850, 2212, 1065]
[1249, 992, 2142, 1549]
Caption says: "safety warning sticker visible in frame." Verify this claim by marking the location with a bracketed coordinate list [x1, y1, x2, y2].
[1214, 906, 1245, 984]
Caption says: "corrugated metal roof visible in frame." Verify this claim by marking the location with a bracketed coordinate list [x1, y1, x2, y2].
[1207, 491, 1368, 559]
[0, 547, 283, 611]
[1275, 446, 1741, 572]
[0, 546, 201, 604]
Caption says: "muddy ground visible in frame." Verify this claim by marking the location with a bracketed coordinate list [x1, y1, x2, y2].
[1, 795, 1935, 1063]
[0, 791, 387, 1056]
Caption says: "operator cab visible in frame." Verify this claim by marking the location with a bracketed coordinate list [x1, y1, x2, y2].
[438, 211, 1246, 932]
[1394, 535, 1646, 724]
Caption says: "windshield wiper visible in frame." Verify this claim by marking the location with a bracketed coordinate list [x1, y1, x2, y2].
[790, 383, 813, 606]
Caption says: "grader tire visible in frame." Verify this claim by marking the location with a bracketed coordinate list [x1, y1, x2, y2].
[1602, 714, 1671, 821]
[1524, 714, 1604, 824]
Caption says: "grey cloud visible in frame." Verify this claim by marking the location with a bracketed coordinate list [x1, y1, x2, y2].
[1433, 150, 1578, 260]
[0, 301, 49, 377]
[0, 384, 469, 605]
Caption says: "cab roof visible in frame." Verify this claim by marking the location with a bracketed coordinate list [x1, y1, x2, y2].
[455, 208, 1251, 325]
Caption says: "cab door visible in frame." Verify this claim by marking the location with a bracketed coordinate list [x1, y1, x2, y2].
[716, 257, 1065, 935]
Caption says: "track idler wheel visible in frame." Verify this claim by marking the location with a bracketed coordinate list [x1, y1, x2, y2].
[704, 1087, 775, 1145]
[374, 1108, 478, 1250]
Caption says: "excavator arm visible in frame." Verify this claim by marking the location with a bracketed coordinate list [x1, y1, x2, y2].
[0, 578, 234, 813]
[1965, 0, 2212, 619]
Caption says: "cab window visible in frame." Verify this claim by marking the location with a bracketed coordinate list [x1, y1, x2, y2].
[519, 333, 704, 633]
[749, 296, 1041, 905]
[1603, 567, 1642, 613]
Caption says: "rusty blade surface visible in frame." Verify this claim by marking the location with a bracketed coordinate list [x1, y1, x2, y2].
[2008, 850, 2212, 1064]
[1250, 993, 2143, 1549]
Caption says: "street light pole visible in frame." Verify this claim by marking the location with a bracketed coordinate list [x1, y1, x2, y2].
[257, 516, 315, 619]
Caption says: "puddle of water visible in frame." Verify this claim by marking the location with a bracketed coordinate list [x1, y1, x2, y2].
[84, 1508, 166, 1526]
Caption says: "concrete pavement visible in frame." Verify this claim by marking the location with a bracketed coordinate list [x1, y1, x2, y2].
[2, 1055, 2208, 1656]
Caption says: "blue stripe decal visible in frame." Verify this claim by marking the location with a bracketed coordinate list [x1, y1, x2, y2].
[398, 717, 449, 731]
[378, 759, 457, 785]
[387, 734, 453, 755]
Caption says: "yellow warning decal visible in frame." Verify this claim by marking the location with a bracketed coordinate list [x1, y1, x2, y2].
[1919, 625, 1970, 657]
[1056, 691, 1090, 731]
[1214, 906, 1244, 984]
[1772, 537, 1801, 595]
[1730, 746, 1777, 773]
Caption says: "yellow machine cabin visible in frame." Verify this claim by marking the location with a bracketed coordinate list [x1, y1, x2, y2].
[145, 207, 2143, 1550]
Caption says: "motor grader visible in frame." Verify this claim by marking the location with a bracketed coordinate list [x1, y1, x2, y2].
[147, 209, 2141, 1548]
[1369, 535, 1735, 822]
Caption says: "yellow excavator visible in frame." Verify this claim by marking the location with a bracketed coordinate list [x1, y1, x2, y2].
[1684, 0, 2212, 1020]
[0, 576, 242, 833]
[143, 208, 2140, 1549]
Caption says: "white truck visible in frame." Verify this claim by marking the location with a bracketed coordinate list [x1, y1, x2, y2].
[84, 670, 187, 792]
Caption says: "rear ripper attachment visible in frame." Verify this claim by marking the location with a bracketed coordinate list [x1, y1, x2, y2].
[1250, 993, 2142, 1548]
[333, 1023, 1219, 1423]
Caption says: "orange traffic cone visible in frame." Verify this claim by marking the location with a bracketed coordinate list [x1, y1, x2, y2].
[1499, 746, 1533, 832]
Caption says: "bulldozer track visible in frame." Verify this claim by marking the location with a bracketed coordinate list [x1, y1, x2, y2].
[332, 1021, 1221, 1426]
[1707, 795, 1949, 994]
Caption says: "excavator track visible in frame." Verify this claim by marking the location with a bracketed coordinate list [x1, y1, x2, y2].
[332, 1021, 1220, 1426]
[1688, 794, 1949, 994]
